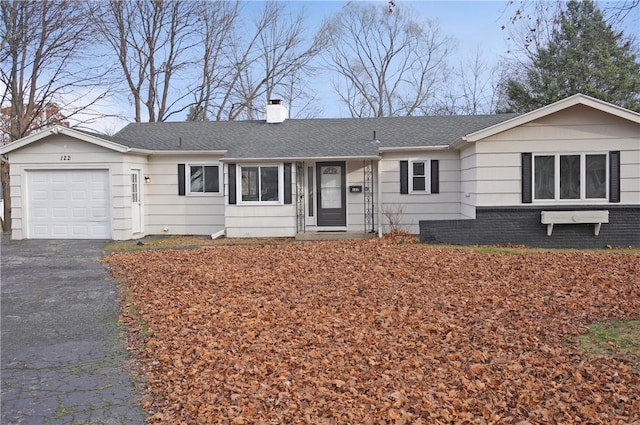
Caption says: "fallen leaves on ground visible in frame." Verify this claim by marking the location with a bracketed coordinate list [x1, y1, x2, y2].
[105, 240, 640, 424]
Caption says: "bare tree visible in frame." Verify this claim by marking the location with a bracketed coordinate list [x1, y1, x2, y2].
[319, 2, 453, 118]
[92, 0, 200, 122]
[436, 48, 502, 115]
[189, 1, 239, 121]
[209, 1, 326, 121]
[158, 1, 323, 122]
[0, 0, 114, 232]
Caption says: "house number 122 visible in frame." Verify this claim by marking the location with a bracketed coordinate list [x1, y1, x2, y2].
[60, 155, 71, 161]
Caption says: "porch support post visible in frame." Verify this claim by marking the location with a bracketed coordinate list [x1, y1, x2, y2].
[364, 160, 375, 233]
[296, 161, 305, 233]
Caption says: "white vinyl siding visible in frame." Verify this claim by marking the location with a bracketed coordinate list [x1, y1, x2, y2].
[145, 155, 225, 236]
[379, 151, 461, 234]
[468, 105, 640, 207]
[226, 164, 295, 237]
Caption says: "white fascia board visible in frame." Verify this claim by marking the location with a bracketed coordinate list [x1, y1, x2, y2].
[0, 125, 131, 154]
[378, 145, 450, 152]
[465, 94, 640, 143]
[220, 155, 381, 162]
[148, 150, 228, 156]
[449, 137, 467, 150]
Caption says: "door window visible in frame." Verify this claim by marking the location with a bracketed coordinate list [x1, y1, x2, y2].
[320, 166, 342, 208]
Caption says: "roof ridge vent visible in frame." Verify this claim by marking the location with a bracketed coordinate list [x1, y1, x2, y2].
[266, 99, 288, 124]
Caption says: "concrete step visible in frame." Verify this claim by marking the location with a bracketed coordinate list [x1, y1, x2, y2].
[295, 231, 378, 241]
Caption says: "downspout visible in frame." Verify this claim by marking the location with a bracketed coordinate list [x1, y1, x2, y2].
[377, 157, 383, 238]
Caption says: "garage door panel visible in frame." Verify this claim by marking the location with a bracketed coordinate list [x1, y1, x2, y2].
[32, 190, 48, 201]
[72, 190, 86, 201]
[31, 224, 49, 238]
[72, 207, 88, 218]
[52, 207, 69, 218]
[32, 207, 48, 218]
[27, 170, 111, 239]
[92, 207, 107, 218]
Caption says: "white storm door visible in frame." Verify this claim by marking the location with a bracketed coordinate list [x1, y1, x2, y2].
[316, 162, 346, 227]
[131, 170, 142, 234]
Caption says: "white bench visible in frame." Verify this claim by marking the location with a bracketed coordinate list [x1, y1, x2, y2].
[541, 210, 609, 236]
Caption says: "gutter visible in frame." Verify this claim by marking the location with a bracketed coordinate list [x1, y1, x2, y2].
[378, 145, 450, 152]
[220, 155, 381, 162]
[449, 136, 468, 150]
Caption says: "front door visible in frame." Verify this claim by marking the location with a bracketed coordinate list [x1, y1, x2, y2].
[131, 170, 142, 233]
[316, 162, 346, 227]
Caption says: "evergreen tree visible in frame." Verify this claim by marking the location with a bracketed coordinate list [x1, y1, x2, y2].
[186, 105, 208, 121]
[505, 0, 640, 112]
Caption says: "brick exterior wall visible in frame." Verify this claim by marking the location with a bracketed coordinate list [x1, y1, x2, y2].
[419, 206, 640, 248]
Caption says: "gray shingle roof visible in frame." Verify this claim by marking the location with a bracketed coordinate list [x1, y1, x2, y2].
[113, 114, 519, 159]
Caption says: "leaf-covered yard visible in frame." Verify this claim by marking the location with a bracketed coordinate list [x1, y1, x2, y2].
[105, 238, 640, 424]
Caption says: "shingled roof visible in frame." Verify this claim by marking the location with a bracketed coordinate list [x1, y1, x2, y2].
[112, 114, 519, 159]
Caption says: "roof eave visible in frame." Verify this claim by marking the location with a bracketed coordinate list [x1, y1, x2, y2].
[465, 94, 640, 142]
[143, 149, 228, 156]
[449, 137, 468, 150]
[0, 125, 131, 154]
[220, 155, 381, 162]
[378, 145, 450, 152]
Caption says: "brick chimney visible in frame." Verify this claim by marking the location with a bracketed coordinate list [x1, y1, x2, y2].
[266, 99, 288, 124]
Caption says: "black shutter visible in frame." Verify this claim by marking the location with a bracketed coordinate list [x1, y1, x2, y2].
[228, 164, 236, 204]
[178, 164, 185, 196]
[609, 151, 620, 203]
[400, 161, 408, 194]
[430, 160, 439, 194]
[284, 163, 292, 204]
[521, 153, 532, 203]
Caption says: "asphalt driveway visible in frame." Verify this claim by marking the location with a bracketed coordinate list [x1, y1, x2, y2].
[1, 238, 145, 424]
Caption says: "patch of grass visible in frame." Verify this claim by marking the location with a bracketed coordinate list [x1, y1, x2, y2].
[104, 235, 293, 252]
[424, 243, 640, 255]
[576, 319, 640, 369]
[118, 280, 152, 343]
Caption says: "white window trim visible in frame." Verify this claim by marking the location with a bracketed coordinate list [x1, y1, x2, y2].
[409, 159, 431, 194]
[237, 163, 284, 205]
[186, 163, 223, 196]
[532, 153, 608, 202]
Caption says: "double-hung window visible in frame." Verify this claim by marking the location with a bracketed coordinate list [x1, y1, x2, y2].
[188, 164, 221, 194]
[400, 159, 439, 195]
[240, 165, 281, 203]
[533, 153, 607, 201]
[410, 160, 430, 193]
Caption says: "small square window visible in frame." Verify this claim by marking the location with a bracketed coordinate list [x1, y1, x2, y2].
[188, 165, 220, 194]
[410, 160, 429, 193]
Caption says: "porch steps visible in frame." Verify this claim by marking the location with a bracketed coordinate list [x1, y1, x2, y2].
[295, 232, 378, 241]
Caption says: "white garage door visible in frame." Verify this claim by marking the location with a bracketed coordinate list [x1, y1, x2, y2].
[28, 170, 111, 239]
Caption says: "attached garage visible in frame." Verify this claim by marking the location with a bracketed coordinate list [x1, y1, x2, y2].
[27, 169, 111, 239]
[0, 126, 141, 240]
